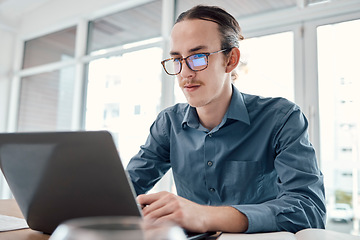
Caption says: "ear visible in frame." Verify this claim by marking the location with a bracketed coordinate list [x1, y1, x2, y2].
[225, 48, 240, 73]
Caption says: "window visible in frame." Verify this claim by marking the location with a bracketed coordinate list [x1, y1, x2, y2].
[318, 19, 360, 231]
[84, 1, 163, 167]
[23, 27, 76, 69]
[18, 26, 77, 132]
[87, 1, 162, 54]
[18, 67, 75, 131]
[234, 32, 295, 101]
[85, 47, 162, 166]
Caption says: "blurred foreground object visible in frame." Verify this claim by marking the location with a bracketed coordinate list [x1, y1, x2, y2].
[50, 216, 187, 240]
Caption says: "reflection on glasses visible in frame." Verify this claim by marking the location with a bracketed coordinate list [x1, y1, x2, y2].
[161, 49, 229, 76]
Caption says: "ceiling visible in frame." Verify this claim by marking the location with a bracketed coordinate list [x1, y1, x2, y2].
[0, 0, 329, 33]
[177, 0, 300, 19]
[0, 0, 51, 18]
[0, 0, 52, 31]
[0, 0, 312, 20]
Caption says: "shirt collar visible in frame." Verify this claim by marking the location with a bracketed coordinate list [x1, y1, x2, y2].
[182, 105, 200, 129]
[182, 84, 250, 129]
[227, 84, 250, 125]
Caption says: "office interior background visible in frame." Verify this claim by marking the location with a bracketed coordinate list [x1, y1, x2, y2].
[0, 0, 360, 235]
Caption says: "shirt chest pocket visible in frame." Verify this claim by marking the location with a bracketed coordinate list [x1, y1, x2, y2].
[222, 159, 263, 185]
[219, 159, 265, 203]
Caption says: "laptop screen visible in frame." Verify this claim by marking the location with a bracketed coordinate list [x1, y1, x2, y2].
[0, 131, 141, 234]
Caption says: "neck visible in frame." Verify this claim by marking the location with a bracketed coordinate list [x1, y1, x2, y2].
[196, 84, 233, 131]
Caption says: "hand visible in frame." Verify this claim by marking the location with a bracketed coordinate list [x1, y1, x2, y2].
[137, 191, 208, 232]
[137, 191, 249, 233]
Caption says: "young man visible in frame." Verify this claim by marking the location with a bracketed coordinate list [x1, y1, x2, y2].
[126, 5, 326, 233]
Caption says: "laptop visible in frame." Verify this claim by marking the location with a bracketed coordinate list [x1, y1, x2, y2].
[0, 131, 215, 240]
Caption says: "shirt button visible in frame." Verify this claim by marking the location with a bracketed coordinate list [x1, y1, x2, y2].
[207, 161, 213, 167]
[208, 133, 212, 137]
[209, 188, 215, 192]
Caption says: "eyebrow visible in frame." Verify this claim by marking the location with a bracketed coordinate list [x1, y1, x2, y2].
[170, 45, 208, 57]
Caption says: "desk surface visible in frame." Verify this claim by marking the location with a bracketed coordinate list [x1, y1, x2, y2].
[2, 199, 357, 240]
[0, 199, 50, 240]
[0, 199, 220, 240]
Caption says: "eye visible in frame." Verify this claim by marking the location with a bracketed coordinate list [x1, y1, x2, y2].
[189, 54, 207, 68]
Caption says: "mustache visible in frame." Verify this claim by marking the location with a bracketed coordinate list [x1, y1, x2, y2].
[179, 80, 204, 87]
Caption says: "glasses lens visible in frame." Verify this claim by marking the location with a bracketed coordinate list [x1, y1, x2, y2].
[164, 59, 181, 75]
[188, 54, 207, 71]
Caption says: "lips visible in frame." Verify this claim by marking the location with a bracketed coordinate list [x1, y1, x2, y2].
[184, 84, 201, 92]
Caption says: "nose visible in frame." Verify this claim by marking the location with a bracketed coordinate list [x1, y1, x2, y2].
[179, 60, 195, 79]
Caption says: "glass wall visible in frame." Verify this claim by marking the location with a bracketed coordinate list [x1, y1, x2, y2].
[18, 67, 75, 131]
[18, 26, 77, 132]
[85, 47, 162, 165]
[234, 32, 294, 101]
[84, 0, 163, 166]
[22, 27, 76, 69]
[87, 1, 162, 54]
[318, 19, 360, 234]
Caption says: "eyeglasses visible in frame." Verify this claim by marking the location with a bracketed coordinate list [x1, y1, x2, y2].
[161, 49, 228, 75]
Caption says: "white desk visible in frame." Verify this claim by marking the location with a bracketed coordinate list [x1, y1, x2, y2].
[1, 199, 358, 240]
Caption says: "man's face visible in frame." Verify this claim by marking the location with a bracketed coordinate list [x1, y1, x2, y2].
[170, 19, 231, 108]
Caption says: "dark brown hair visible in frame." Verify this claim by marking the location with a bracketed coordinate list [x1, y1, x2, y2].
[176, 5, 244, 53]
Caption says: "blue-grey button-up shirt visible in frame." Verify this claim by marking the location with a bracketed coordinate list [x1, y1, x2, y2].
[126, 85, 326, 233]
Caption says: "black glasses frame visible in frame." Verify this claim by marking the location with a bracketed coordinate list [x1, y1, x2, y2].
[161, 49, 229, 76]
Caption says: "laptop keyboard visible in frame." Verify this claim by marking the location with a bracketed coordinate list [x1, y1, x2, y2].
[185, 231, 217, 240]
